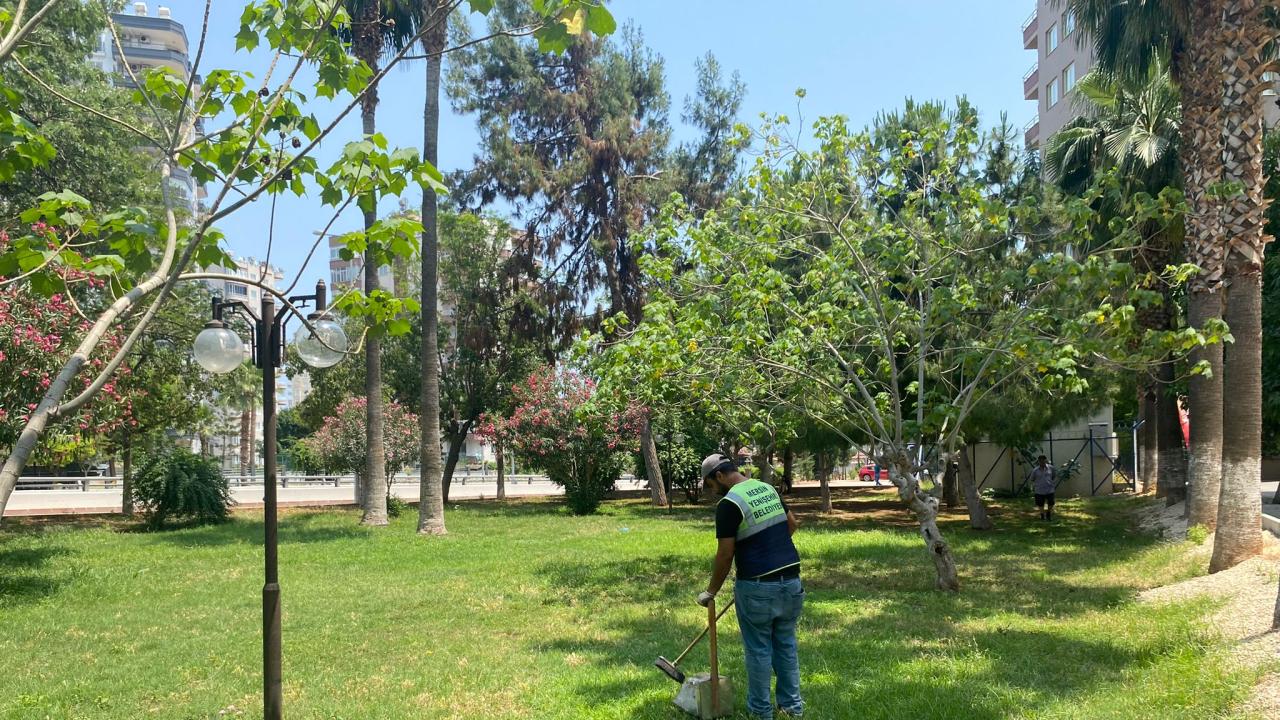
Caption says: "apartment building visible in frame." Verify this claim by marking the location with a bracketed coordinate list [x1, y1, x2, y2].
[1021, 1, 1092, 150]
[1023, 1, 1280, 151]
[204, 256, 286, 306]
[328, 235, 396, 295]
[89, 2, 202, 214]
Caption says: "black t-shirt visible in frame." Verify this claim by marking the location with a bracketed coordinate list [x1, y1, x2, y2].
[716, 495, 789, 538]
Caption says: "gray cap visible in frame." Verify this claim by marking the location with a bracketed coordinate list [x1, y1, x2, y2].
[701, 453, 737, 480]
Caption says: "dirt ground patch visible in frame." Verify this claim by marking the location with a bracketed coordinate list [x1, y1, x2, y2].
[1135, 499, 1280, 717]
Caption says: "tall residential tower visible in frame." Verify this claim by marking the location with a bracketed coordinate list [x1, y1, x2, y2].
[1021, 2, 1092, 150]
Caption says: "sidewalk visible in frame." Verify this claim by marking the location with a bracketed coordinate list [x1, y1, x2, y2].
[1262, 481, 1279, 537]
[4, 478, 570, 517]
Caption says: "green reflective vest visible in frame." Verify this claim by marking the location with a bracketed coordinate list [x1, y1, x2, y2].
[723, 479, 788, 540]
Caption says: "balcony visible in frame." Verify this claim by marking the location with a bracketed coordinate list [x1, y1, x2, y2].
[116, 43, 190, 79]
[114, 13, 189, 54]
[1023, 11, 1038, 49]
[1024, 119, 1041, 149]
[1023, 65, 1039, 100]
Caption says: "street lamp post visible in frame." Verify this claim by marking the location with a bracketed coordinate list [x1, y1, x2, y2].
[192, 280, 346, 720]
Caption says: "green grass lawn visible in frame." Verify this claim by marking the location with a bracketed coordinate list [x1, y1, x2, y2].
[0, 491, 1270, 719]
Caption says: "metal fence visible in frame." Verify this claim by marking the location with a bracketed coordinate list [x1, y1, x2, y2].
[12, 471, 651, 493]
[11, 472, 557, 492]
[968, 431, 1135, 496]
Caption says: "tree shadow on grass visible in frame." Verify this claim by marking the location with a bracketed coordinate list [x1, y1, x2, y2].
[136, 509, 380, 548]
[525, 496, 1189, 716]
[0, 541, 71, 606]
[534, 588, 1181, 720]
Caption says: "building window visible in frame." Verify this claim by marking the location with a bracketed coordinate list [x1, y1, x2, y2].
[227, 283, 248, 297]
[1063, 63, 1077, 93]
[1046, 23, 1059, 53]
[1063, 11, 1076, 36]
[329, 246, 342, 260]
[1047, 78, 1060, 108]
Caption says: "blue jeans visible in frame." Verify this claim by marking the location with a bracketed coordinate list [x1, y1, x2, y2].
[734, 576, 804, 717]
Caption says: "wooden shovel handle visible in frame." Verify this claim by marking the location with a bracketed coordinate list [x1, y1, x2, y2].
[672, 599, 735, 666]
[708, 597, 719, 712]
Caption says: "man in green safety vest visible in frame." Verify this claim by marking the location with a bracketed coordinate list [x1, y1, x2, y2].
[697, 453, 804, 719]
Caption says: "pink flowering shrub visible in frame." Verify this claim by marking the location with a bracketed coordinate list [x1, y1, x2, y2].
[0, 286, 132, 457]
[300, 396, 419, 499]
[478, 366, 644, 514]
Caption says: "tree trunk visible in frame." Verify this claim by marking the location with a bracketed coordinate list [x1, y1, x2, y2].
[121, 431, 134, 517]
[942, 457, 960, 508]
[781, 447, 794, 494]
[753, 448, 774, 486]
[640, 418, 668, 506]
[416, 3, 449, 536]
[239, 409, 251, 477]
[356, 0, 388, 527]
[441, 430, 464, 504]
[1211, 0, 1269, 572]
[1183, 0, 1227, 533]
[496, 437, 506, 501]
[1187, 291, 1226, 530]
[1139, 385, 1159, 493]
[817, 452, 832, 513]
[958, 446, 993, 530]
[0, 209, 181, 520]
[1156, 361, 1188, 506]
[1212, 273, 1265, 571]
[248, 403, 257, 477]
[890, 458, 959, 591]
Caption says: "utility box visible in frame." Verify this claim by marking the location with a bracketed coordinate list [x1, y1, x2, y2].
[673, 673, 734, 719]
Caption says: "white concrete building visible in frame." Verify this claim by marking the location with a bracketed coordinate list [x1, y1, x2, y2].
[89, 3, 202, 214]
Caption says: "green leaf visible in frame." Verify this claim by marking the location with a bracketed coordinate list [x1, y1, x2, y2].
[585, 6, 617, 36]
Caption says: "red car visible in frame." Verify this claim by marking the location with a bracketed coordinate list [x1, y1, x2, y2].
[858, 464, 889, 483]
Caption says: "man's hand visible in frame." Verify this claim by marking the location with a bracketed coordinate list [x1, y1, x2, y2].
[696, 590, 716, 607]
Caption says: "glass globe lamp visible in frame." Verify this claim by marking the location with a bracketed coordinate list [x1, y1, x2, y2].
[295, 317, 347, 368]
[193, 323, 246, 374]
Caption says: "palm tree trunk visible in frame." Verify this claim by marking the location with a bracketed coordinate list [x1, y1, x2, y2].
[357, 0, 387, 527]
[639, 418, 668, 506]
[1183, 0, 1227, 534]
[1139, 384, 1159, 493]
[1156, 361, 1188, 505]
[1213, 272, 1265, 570]
[239, 409, 251, 477]
[1211, 0, 1269, 572]
[1187, 290, 1226, 530]
[416, 3, 448, 535]
[248, 403, 257, 477]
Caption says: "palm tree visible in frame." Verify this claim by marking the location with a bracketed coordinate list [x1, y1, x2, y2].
[1045, 62, 1187, 504]
[1209, 0, 1269, 571]
[416, 0, 449, 535]
[1063, 0, 1231, 538]
[344, 0, 425, 526]
[230, 363, 259, 478]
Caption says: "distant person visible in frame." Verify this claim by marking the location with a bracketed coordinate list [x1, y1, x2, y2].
[1030, 455, 1056, 521]
[873, 462, 883, 487]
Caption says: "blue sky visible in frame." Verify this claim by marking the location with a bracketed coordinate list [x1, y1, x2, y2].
[182, 1, 1036, 290]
